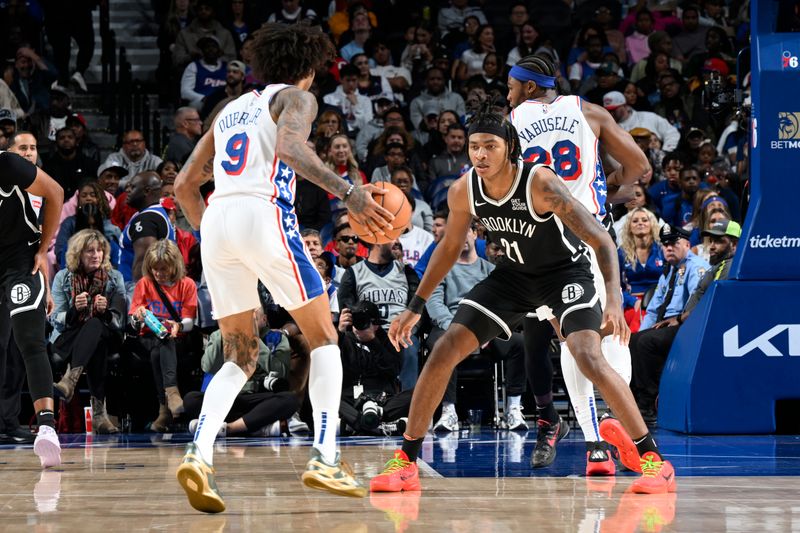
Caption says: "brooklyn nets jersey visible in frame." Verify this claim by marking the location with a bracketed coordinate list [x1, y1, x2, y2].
[510, 95, 608, 219]
[349, 260, 409, 325]
[210, 83, 297, 209]
[468, 161, 590, 276]
[0, 151, 40, 250]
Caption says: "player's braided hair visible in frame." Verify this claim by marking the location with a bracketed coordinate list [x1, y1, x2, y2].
[516, 53, 557, 78]
[466, 101, 522, 161]
[249, 23, 335, 84]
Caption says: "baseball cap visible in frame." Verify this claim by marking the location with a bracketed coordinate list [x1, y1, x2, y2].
[659, 223, 691, 244]
[227, 60, 246, 73]
[423, 101, 440, 117]
[197, 35, 221, 48]
[686, 127, 705, 139]
[596, 62, 620, 76]
[160, 197, 177, 211]
[630, 127, 653, 138]
[702, 219, 742, 239]
[97, 160, 129, 179]
[0, 108, 16, 124]
[603, 91, 626, 110]
[375, 92, 394, 104]
[703, 57, 729, 76]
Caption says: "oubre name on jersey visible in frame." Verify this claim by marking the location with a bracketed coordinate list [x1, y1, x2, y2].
[216, 107, 264, 134]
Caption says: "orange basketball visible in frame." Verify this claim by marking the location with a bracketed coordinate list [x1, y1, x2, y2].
[349, 182, 412, 245]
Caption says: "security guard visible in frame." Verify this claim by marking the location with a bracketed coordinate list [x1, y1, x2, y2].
[640, 224, 709, 330]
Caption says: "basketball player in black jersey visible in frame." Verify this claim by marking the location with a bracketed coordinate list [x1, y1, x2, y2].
[370, 107, 676, 495]
[0, 151, 65, 468]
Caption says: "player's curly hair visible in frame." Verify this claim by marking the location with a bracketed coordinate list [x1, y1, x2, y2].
[249, 23, 335, 84]
[466, 101, 522, 161]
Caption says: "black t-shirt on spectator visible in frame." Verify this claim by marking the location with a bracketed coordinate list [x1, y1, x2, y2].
[0, 151, 40, 250]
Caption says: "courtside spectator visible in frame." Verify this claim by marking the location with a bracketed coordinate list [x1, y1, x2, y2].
[172, 0, 236, 71]
[165, 108, 202, 164]
[102, 130, 163, 185]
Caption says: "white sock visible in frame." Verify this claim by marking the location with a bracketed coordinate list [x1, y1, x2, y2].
[560, 341, 600, 442]
[193, 361, 247, 464]
[507, 395, 521, 409]
[309, 345, 342, 464]
[602, 336, 632, 384]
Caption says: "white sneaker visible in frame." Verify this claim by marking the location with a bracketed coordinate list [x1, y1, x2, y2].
[506, 406, 529, 431]
[287, 413, 309, 436]
[188, 418, 226, 438]
[433, 409, 459, 433]
[33, 425, 61, 468]
[70, 71, 88, 92]
[379, 417, 407, 436]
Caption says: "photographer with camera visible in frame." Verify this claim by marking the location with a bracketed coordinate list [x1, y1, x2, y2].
[183, 307, 306, 437]
[337, 300, 412, 436]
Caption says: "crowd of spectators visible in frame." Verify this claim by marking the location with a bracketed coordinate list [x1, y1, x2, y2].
[0, 0, 753, 438]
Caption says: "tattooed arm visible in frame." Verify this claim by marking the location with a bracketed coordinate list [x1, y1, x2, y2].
[174, 129, 216, 230]
[272, 87, 393, 234]
[531, 167, 630, 343]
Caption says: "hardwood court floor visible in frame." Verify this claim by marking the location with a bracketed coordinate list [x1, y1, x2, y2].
[0, 431, 798, 532]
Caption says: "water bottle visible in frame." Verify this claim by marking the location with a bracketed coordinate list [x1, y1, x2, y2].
[142, 308, 169, 339]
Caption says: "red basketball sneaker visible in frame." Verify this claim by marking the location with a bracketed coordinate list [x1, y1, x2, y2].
[630, 452, 677, 494]
[598, 416, 642, 473]
[586, 441, 616, 476]
[370, 450, 421, 492]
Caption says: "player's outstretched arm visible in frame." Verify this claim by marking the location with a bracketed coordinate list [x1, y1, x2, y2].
[389, 177, 472, 349]
[583, 101, 651, 187]
[531, 167, 630, 344]
[272, 88, 394, 236]
[175, 129, 216, 230]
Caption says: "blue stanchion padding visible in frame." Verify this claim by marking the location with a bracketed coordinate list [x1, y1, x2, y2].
[732, 0, 800, 280]
[659, 280, 800, 434]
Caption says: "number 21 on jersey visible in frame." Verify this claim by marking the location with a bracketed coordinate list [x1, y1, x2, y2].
[522, 139, 582, 181]
[221, 132, 249, 175]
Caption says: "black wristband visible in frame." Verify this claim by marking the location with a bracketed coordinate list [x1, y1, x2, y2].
[407, 294, 426, 314]
[676, 314, 684, 325]
[343, 184, 355, 202]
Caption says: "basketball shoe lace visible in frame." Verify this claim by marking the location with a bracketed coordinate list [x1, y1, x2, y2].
[639, 454, 664, 478]
[379, 452, 412, 475]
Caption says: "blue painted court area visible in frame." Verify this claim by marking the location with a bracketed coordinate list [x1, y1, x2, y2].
[5, 428, 799, 479]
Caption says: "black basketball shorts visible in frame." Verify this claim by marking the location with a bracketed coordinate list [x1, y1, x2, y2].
[452, 265, 601, 345]
[0, 245, 47, 319]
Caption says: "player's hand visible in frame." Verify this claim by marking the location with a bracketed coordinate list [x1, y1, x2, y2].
[345, 184, 395, 237]
[74, 291, 89, 311]
[388, 309, 420, 351]
[31, 250, 48, 276]
[601, 306, 630, 345]
[45, 286, 54, 316]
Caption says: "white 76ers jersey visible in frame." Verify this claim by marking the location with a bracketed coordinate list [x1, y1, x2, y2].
[210, 84, 296, 209]
[510, 95, 607, 219]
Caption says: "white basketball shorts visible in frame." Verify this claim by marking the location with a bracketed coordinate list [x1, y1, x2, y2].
[201, 196, 324, 319]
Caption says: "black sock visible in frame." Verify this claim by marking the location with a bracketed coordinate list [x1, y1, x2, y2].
[536, 402, 558, 425]
[401, 435, 424, 462]
[633, 433, 661, 459]
[37, 409, 56, 429]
